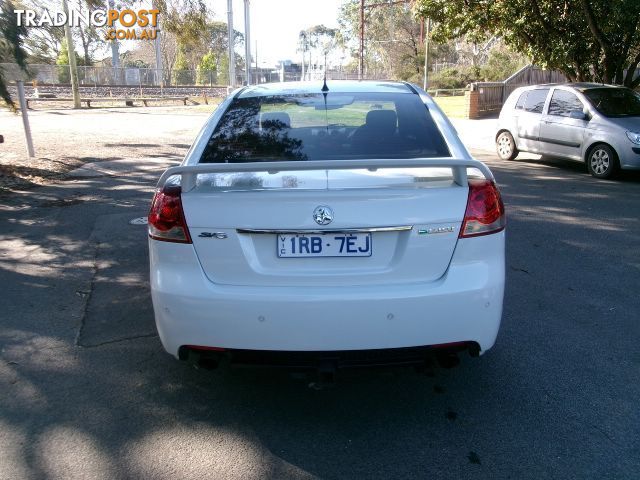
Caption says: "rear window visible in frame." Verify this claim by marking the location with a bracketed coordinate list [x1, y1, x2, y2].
[523, 88, 549, 113]
[515, 92, 527, 110]
[199, 92, 450, 163]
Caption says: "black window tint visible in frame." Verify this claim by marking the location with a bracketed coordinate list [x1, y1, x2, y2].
[523, 89, 549, 113]
[515, 92, 527, 110]
[548, 90, 583, 117]
[583, 88, 640, 117]
[199, 92, 450, 163]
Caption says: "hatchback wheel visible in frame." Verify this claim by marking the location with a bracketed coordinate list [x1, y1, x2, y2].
[496, 132, 518, 161]
[587, 144, 618, 179]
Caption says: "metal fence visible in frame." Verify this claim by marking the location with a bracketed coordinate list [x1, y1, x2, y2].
[1, 63, 396, 88]
[1, 63, 225, 87]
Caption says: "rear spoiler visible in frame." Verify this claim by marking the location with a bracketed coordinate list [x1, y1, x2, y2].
[156, 158, 494, 192]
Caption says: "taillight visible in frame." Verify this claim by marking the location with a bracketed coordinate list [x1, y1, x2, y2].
[459, 179, 506, 238]
[148, 185, 192, 243]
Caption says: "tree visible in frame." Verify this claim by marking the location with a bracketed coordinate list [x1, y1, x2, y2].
[0, 0, 28, 109]
[305, 25, 339, 67]
[206, 21, 243, 72]
[56, 38, 84, 83]
[157, 0, 209, 49]
[414, 0, 640, 87]
[337, 1, 423, 81]
[23, 23, 65, 64]
[76, 1, 100, 66]
[173, 46, 191, 85]
[197, 50, 216, 85]
[480, 45, 528, 81]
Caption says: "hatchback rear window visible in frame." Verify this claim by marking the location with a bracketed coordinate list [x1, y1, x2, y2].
[523, 89, 549, 113]
[515, 92, 527, 110]
[199, 92, 450, 163]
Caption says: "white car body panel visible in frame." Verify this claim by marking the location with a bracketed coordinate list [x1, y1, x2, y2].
[150, 232, 504, 354]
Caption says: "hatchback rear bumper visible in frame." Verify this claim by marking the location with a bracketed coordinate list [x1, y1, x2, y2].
[150, 232, 505, 357]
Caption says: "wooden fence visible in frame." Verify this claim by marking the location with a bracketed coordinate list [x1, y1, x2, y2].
[470, 65, 568, 116]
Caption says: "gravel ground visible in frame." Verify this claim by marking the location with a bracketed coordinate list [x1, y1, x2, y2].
[0, 105, 217, 193]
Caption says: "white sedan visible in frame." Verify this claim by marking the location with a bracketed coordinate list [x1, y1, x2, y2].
[148, 81, 505, 371]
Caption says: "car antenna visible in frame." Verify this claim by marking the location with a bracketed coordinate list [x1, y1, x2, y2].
[321, 77, 329, 92]
[322, 77, 329, 131]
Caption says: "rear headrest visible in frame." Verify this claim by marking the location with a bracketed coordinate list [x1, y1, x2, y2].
[365, 109, 397, 132]
[260, 112, 291, 129]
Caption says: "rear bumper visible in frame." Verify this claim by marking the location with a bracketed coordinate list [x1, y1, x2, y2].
[150, 232, 505, 357]
[180, 343, 479, 370]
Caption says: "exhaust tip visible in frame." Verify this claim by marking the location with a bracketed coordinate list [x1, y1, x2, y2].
[198, 357, 220, 370]
[437, 353, 460, 369]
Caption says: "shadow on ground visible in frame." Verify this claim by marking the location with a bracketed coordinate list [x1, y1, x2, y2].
[1, 151, 639, 478]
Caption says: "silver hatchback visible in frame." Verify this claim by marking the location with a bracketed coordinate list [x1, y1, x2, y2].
[496, 83, 640, 178]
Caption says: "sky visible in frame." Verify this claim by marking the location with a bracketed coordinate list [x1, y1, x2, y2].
[210, 0, 345, 67]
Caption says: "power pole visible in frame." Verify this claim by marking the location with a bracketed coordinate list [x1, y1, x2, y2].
[152, 0, 163, 87]
[359, 0, 364, 80]
[227, 0, 235, 87]
[243, 0, 251, 85]
[61, 0, 80, 108]
[423, 17, 431, 90]
[108, 0, 120, 70]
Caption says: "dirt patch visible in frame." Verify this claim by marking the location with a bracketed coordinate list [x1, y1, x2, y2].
[0, 156, 89, 193]
[0, 106, 210, 194]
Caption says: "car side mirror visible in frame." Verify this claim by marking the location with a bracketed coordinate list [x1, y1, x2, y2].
[569, 110, 589, 120]
[0, 135, 4, 143]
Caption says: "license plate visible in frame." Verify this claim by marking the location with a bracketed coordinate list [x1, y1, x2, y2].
[277, 233, 372, 258]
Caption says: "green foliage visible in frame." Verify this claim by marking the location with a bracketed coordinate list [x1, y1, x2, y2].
[480, 47, 528, 81]
[429, 67, 477, 89]
[414, 0, 640, 87]
[56, 39, 83, 83]
[123, 59, 150, 69]
[0, 0, 28, 108]
[56, 40, 70, 84]
[157, 0, 208, 49]
[197, 51, 217, 85]
[337, 1, 425, 80]
[173, 47, 192, 85]
[217, 54, 229, 85]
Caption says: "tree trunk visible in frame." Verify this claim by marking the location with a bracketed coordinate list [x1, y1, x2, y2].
[624, 52, 640, 88]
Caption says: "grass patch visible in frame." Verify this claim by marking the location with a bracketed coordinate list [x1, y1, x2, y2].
[263, 101, 394, 127]
[433, 95, 467, 118]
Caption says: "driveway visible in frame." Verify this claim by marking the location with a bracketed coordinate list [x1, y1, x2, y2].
[1, 109, 639, 479]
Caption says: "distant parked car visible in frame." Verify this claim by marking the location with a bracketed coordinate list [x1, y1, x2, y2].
[496, 83, 640, 179]
[148, 80, 506, 373]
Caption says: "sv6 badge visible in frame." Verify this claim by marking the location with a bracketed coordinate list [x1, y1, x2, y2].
[199, 232, 228, 239]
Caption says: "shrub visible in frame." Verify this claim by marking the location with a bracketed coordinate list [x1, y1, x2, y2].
[429, 66, 477, 89]
[197, 51, 217, 85]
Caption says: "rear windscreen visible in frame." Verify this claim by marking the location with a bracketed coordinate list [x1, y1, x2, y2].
[199, 92, 450, 163]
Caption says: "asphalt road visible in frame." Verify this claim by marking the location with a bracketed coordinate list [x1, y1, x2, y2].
[1, 112, 639, 479]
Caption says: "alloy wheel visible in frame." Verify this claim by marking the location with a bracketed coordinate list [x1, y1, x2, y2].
[590, 149, 610, 176]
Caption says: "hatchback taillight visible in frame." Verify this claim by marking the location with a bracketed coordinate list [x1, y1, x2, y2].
[459, 179, 506, 238]
[148, 185, 192, 243]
